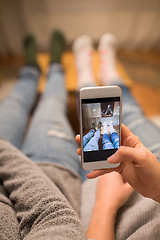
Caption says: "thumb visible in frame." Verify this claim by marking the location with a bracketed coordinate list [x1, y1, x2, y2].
[108, 146, 143, 165]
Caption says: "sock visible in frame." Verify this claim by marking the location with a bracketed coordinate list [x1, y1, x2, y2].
[91, 122, 96, 130]
[23, 35, 39, 68]
[103, 122, 109, 134]
[98, 33, 122, 85]
[97, 121, 102, 129]
[50, 30, 66, 63]
[109, 121, 115, 134]
[72, 35, 96, 89]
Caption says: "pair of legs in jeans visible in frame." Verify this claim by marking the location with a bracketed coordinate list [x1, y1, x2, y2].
[83, 127, 101, 152]
[83, 122, 119, 152]
[0, 64, 160, 181]
[0, 64, 81, 177]
[102, 122, 119, 149]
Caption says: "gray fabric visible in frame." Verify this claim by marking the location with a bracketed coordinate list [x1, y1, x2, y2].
[1, 136, 160, 240]
[81, 178, 160, 240]
[116, 192, 160, 240]
[81, 178, 98, 231]
[0, 138, 87, 240]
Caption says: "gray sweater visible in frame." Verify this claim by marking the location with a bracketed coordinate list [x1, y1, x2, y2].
[0, 138, 87, 240]
[1, 138, 160, 240]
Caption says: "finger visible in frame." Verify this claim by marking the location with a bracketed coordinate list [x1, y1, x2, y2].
[75, 134, 80, 142]
[87, 168, 116, 179]
[108, 145, 144, 165]
[121, 124, 133, 140]
[121, 124, 142, 148]
[77, 148, 81, 155]
[75, 135, 80, 144]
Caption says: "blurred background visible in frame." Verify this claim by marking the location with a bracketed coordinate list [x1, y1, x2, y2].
[0, 0, 160, 53]
[0, 0, 160, 133]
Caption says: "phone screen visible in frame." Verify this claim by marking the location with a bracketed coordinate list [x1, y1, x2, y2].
[82, 97, 120, 162]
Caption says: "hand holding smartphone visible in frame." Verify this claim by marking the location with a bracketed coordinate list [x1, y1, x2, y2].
[79, 86, 122, 170]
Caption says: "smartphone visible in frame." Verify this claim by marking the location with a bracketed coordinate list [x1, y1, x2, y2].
[79, 86, 122, 170]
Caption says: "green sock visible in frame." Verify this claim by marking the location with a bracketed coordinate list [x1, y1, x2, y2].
[23, 35, 38, 67]
[50, 30, 66, 63]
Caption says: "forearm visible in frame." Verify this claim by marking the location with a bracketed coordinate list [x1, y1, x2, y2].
[87, 203, 117, 240]
[149, 162, 160, 203]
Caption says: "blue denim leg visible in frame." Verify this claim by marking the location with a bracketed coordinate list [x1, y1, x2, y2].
[110, 132, 119, 148]
[83, 129, 95, 147]
[120, 84, 160, 161]
[0, 66, 39, 149]
[22, 64, 82, 175]
[102, 134, 114, 149]
[84, 128, 101, 151]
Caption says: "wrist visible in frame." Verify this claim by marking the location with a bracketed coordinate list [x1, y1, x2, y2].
[94, 201, 118, 219]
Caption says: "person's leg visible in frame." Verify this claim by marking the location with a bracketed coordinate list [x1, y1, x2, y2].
[72, 35, 96, 89]
[22, 63, 81, 174]
[22, 30, 82, 175]
[73, 35, 97, 121]
[120, 85, 160, 159]
[98, 33, 160, 160]
[109, 122, 119, 149]
[84, 122, 102, 152]
[83, 129, 95, 148]
[0, 36, 40, 149]
[98, 33, 120, 86]
[110, 132, 119, 148]
[83, 123, 96, 147]
[102, 122, 114, 149]
[84, 129, 101, 152]
[102, 134, 114, 150]
[0, 66, 40, 149]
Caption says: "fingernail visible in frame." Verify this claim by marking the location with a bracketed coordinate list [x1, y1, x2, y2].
[108, 154, 116, 163]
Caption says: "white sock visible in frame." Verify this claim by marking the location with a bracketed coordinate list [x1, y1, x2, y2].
[109, 122, 115, 134]
[103, 122, 109, 134]
[72, 35, 96, 89]
[98, 33, 122, 85]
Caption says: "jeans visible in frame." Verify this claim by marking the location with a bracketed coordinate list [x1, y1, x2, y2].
[111, 132, 119, 148]
[84, 128, 101, 151]
[0, 66, 39, 149]
[83, 129, 95, 147]
[102, 134, 114, 150]
[120, 84, 160, 161]
[0, 67, 160, 180]
[0, 64, 81, 176]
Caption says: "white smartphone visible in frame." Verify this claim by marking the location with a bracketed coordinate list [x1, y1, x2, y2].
[79, 86, 122, 171]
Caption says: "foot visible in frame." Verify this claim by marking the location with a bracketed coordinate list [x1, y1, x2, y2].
[72, 35, 95, 88]
[98, 32, 122, 85]
[98, 32, 117, 51]
[73, 35, 93, 55]
[91, 122, 96, 130]
[98, 121, 102, 129]
[23, 34, 39, 68]
[50, 30, 66, 63]
[103, 122, 109, 134]
[109, 121, 115, 134]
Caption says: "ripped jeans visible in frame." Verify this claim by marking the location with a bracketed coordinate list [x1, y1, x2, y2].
[120, 85, 160, 161]
[0, 64, 81, 176]
[84, 128, 101, 151]
[0, 65, 160, 179]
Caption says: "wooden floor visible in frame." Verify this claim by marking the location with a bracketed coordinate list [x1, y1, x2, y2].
[0, 50, 160, 134]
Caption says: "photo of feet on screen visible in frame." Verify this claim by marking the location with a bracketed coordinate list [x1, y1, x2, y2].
[82, 101, 120, 152]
